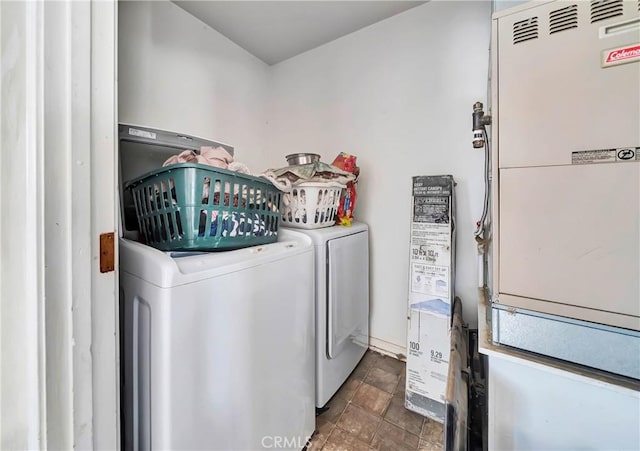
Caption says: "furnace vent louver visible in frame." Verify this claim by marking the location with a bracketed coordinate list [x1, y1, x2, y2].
[590, 0, 623, 23]
[549, 5, 578, 34]
[513, 17, 539, 44]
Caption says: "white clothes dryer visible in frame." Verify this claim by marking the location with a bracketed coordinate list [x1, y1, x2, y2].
[282, 223, 370, 408]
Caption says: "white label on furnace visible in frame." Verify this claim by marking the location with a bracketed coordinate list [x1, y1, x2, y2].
[411, 263, 449, 298]
[572, 147, 639, 164]
[129, 127, 157, 140]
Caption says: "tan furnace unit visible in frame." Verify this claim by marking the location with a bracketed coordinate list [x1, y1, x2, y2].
[491, 0, 640, 379]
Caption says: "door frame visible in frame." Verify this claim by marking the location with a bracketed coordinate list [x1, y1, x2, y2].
[0, 1, 119, 448]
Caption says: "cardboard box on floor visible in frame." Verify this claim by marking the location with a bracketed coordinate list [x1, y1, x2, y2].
[405, 175, 456, 423]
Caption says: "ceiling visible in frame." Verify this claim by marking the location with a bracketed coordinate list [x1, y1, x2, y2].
[173, 1, 426, 65]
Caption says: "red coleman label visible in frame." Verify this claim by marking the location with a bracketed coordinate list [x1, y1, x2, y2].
[602, 43, 640, 67]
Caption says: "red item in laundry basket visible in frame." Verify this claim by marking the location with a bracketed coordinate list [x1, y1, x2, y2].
[332, 153, 359, 226]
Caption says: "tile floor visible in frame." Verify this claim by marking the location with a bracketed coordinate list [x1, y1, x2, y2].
[308, 350, 444, 451]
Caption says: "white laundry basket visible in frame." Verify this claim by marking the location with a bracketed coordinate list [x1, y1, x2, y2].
[281, 182, 344, 229]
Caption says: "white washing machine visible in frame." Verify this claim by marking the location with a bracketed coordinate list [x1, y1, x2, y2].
[118, 125, 316, 450]
[120, 231, 315, 450]
[282, 223, 370, 408]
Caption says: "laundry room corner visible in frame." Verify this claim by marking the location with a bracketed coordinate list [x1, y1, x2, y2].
[117, 0, 494, 355]
[266, 1, 492, 353]
[118, 0, 273, 174]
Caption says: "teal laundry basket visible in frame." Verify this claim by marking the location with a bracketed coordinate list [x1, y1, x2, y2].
[126, 163, 282, 251]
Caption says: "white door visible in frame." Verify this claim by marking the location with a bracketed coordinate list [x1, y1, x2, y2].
[0, 1, 119, 448]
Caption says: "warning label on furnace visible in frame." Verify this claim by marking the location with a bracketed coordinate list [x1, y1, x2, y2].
[572, 147, 640, 165]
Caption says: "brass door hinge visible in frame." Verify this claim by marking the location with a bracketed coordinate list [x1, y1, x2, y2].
[100, 232, 115, 273]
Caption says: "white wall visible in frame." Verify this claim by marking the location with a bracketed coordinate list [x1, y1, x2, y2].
[118, 1, 271, 171]
[267, 1, 492, 350]
[494, 0, 530, 13]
